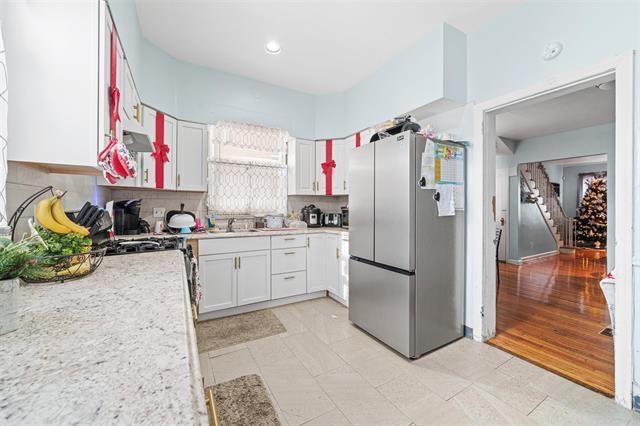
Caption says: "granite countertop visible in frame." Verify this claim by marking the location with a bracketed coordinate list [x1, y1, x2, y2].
[116, 227, 348, 241]
[187, 227, 349, 240]
[0, 251, 208, 425]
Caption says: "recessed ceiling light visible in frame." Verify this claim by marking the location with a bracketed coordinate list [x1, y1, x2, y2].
[265, 41, 281, 55]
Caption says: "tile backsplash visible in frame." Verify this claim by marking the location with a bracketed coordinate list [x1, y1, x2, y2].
[110, 188, 207, 227]
[287, 195, 348, 219]
[6, 162, 111, 238]
[5, 162, 348, 237]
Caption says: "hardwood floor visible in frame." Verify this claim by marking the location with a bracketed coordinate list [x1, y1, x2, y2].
[489, 249, 614, 396]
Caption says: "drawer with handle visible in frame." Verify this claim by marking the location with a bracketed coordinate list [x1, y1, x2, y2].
[271, 234, 307, 250]
[271, 247, 306, 274]
[271, 271, 307, 299]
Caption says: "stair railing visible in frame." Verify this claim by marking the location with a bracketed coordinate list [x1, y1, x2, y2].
[522, 162, 576, 249]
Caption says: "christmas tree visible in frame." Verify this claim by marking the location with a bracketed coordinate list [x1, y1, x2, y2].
[576, 176, 607, 248]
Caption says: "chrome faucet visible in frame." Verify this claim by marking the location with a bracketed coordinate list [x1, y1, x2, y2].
[227, 218, 236, 232]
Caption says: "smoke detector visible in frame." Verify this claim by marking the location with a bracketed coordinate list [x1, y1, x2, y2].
[542, 42, 563, 61]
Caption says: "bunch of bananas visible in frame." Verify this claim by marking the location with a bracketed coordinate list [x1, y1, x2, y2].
[35, 196, 89, 236]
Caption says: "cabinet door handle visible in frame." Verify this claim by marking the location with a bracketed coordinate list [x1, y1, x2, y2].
[312, 181, 316, 192]
[343, 180, 346, 190]
[284, 276, 295, 280]
[238, 257, 241, 269]
[177, 174, 181, 187]
[234, 257, 238, 269]
[284, 251, 295, 255]
[133, 103, 142, 122]
[284, 237, 296, 241]
[144, 169, 149, 183]
[336, 248, 340, 259]
[307, 237, 310, 248]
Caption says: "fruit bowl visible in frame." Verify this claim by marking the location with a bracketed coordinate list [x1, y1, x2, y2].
[22, 248, 106, 284]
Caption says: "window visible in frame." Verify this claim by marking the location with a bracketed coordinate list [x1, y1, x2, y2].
[207, 122, 290, 215]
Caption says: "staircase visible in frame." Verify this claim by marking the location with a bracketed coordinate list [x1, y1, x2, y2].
[520, 162, 576, 250]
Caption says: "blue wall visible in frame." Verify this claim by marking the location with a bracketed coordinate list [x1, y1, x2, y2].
[512, 124, 615, 264]
[108, 0, 317, 139]
[108, 0, 467, 140]
[508, 175, 559, 261]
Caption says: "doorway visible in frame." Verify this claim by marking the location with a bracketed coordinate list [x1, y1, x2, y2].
[469, 52, 634, 407]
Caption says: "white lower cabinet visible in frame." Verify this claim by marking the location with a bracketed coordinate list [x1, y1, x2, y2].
[338, 236, 349, 304]
[272, 271, 307, 299]
[199, 253, 237, 313]
[199, 234, 348, 314]
[306, 234, 326, 292]
[325, 234, 340, 295]
[237, 250, 271, 306]
[199, 248, 270, 314]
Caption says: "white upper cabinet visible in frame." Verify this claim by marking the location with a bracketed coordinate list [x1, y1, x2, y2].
[141, 106, 177, 190]
[315, 140, 343, 196]
[288, 139, 316, 195]
[122, 62, 142, 126]
[333, 138, 350, 195]
[288, 137, 357, 196]
[4, 0, 102, 172]
[177, 121, 208, 191]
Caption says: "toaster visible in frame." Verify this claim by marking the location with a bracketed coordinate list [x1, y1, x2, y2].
[322, 213, 342, 227]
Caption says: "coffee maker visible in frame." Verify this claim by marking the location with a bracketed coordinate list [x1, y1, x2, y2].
[113, 199, 150, 235]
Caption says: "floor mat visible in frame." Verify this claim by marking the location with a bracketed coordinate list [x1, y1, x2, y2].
[207, 374, 281, 426]
[197, 309, 286, 352]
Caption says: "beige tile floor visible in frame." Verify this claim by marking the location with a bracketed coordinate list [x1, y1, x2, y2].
[198, 297, 639, 426]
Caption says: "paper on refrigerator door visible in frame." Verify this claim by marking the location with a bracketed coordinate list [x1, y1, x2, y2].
[435, 184, 455, 216]
[420, 140, 436, 189]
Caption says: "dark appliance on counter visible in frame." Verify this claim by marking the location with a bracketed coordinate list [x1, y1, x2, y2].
[113, 199, 149, 235]
[301, 204, 323, 228]
[340, 206, 349, 228]
[323, 213, 342, 227]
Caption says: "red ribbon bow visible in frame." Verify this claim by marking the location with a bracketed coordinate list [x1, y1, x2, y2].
[321, 160, 336, 175]
[151, 140, 170, 164]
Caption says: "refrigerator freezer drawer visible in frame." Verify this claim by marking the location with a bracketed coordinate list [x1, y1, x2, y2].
[348, 258, 415, 357]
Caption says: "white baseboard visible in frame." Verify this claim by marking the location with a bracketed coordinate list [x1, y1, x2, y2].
[520, 250, 558, 263]
[198, 291, 327, 321]
[328, 292, 348, 307]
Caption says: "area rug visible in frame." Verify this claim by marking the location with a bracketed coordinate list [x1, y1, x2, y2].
[196, 309, 286, 352]
[207, 374, 281, 426]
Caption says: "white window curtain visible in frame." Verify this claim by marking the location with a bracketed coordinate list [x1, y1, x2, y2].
[207, 122, 290, 215]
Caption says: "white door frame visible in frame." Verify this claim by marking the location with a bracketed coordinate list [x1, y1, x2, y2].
[470, 51, 635, 408]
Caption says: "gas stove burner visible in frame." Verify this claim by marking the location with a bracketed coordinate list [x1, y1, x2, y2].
[104, 237, 182, 256]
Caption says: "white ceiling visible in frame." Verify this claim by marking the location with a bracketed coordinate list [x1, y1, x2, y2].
[495, 85, 615, 141]
[134, 0, 519, 94]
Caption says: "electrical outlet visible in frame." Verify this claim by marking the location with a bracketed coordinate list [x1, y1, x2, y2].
[153, 208, 165, 218]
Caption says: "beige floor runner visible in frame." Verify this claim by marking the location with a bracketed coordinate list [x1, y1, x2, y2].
[207, 374, 281, 426]
[196, 309, 286, 352]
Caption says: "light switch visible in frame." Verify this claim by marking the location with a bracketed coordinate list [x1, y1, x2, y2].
[153, 208, 165, 218]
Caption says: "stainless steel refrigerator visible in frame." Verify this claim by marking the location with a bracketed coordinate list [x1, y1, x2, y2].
[348, 130, 465, 358]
